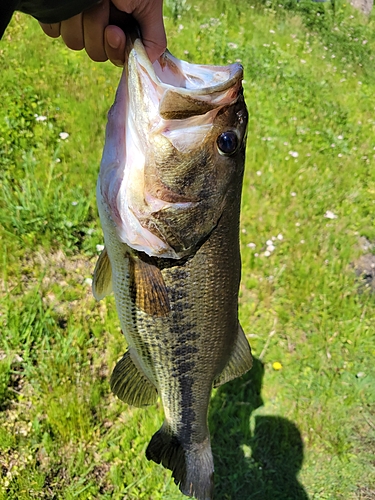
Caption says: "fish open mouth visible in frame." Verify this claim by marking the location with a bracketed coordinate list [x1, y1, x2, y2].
[98, 40, 245, 259]
[136, 40, 243, 117]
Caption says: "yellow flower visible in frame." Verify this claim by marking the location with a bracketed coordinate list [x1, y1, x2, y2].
[272, 361, 283, 371]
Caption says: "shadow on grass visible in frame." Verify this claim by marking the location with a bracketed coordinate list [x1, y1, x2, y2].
[210, 358, 309, 500]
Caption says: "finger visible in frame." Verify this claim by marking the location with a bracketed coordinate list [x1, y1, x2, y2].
[83, 0, 110, 62]
[104, 25, 126, 66]
[39, 22, 61, 38]
[60, 14, 84, 50]
[132, 1, 167, 62]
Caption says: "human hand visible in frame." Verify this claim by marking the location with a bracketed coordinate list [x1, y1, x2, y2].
[39, 0, 166, 65]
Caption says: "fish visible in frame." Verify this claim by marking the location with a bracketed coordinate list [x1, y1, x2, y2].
[93, 37, 251, 500]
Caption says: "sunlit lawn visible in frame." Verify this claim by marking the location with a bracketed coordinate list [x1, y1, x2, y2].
[1, 0, 375, 498]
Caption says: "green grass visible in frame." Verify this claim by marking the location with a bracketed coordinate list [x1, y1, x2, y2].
[1, 1, 375, 498]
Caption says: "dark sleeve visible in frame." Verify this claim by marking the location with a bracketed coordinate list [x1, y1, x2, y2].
[0, 0, 20, 38]
[0, 0, 99, 39]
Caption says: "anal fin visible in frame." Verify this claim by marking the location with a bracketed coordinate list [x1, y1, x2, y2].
[214, 323, 253, 388]
[110, 350, 158, 407]
[92, 247, 113, 300]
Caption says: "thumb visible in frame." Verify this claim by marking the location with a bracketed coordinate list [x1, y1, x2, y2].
[132, 0, 167, 62]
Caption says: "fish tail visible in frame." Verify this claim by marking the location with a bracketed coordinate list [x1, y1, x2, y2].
[146, 423, 214, 500]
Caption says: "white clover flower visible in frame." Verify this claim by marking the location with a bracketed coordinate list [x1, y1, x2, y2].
[270, 29, 275, 34]
[264, 250, 271, 257]
[71, 201, 78, 206]
[266, 239, 273, 246]
[247, 242, 256, 248]
[291, 191, 297, 197]
[256, 170, 262, 176]
[85, 278, 93, 286]
[324, 210, 338, 219]
[337, 135, 343, 140]
[289, 151, 299, 158]
[35, 115, 47, 122]
[59, 132, 69, 140]
[267, 244, 275, 252]
[277, 233, 283, 240]
[96, 244, 105, 252]
[300, 59, 306, 64]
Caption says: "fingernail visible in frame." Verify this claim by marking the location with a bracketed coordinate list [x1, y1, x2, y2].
[107, 31, 121, 49]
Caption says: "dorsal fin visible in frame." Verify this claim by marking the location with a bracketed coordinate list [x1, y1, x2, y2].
[214, 323, 253, 387]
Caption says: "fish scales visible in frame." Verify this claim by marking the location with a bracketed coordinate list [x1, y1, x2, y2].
[93, 37, 251, 500]
[140, 200, 241, 436]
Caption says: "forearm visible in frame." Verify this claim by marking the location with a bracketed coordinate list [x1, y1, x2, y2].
[0, 0, 99, 38]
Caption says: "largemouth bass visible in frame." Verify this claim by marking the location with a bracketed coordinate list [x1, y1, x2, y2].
[93, 39, 251, 500]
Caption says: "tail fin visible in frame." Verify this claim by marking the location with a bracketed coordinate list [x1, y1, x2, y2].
[146, 423, 214, 500]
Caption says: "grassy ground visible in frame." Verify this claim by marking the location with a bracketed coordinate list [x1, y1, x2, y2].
[1, 0, 375, 498]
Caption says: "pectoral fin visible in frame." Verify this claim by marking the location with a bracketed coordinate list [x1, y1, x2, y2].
[130, 256, 170, 317]
[110, 350, 158, 407]
[214, 323, 253, 388]
[92, 247, 113, 300]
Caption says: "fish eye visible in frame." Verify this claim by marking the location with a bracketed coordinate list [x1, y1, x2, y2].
[217, 131, 238, 156]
